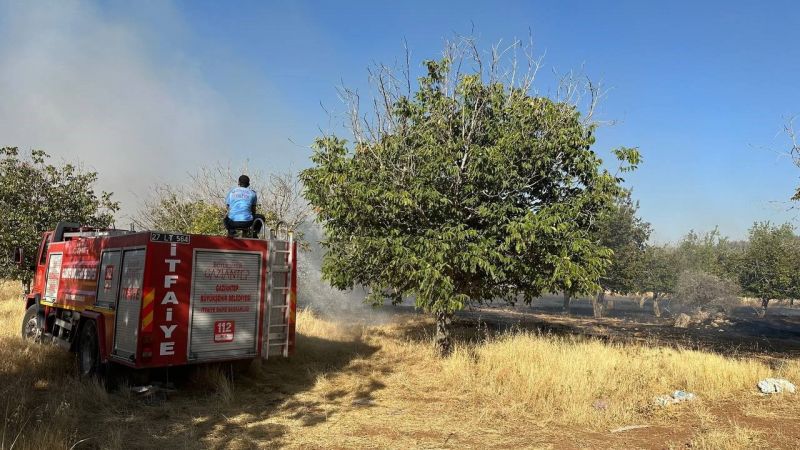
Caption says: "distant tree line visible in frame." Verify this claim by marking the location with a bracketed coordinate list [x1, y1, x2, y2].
[580, 202, 800, 318]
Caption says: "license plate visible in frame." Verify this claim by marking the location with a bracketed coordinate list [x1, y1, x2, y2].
[150, 233, 191, 244]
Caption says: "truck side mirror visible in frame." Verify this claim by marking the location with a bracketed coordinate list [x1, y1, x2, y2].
[12, 247, 23, 266]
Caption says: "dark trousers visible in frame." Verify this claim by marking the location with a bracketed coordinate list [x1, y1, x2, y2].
[224, 214, 264, 237]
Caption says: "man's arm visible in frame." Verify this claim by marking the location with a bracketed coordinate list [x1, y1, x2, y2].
[250, 192, 257, 216]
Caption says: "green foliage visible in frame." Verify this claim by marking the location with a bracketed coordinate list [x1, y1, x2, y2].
[0, 147, 118, 284]
[594, 191, 650, 295]
[739, 222, 796, 302]
[638, 245, 678, 296]
[301, 58, 636, 317]
[143, 192, 226, 235]
[674, 227, 743, 280]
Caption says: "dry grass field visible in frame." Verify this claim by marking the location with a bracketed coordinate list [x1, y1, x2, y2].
[1, 280, 800, 449]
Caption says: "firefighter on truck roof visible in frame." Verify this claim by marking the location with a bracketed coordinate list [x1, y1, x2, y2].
[224, 174, 265, 237]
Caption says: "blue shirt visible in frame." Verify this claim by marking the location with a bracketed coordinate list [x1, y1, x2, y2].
[226, 187, 257, 221]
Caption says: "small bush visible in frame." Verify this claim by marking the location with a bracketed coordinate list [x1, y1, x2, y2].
[675, 270, 740, 314]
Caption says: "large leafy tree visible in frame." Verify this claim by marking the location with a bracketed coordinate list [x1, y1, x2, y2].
[0, 147, 118, 291]
[590, 191, 650, 317]
[739, 222, 796, 317]
[302, 41, 638, 354]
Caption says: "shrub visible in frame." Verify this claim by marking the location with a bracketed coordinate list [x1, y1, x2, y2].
[675, 270, 740, 314]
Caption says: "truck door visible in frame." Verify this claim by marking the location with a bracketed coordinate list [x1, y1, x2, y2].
[33, 232, 53, 295]
[112, 248, 145, 360]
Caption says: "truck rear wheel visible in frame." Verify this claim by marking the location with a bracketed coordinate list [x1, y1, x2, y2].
[78, 321, 102, 378]
[21, 305, 41, 341]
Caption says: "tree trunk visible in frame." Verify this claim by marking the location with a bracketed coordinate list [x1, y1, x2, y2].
[591, 291, 605, 318]
[22, 279, 31, 296]
[653, 292, 662, 318]
[562, 291, 572, 314]
[435, 310, 454, 356]
[758, 298, 769, 318]
[638, 295, 646, 309]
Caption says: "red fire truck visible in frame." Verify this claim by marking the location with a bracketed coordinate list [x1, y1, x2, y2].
[17, 222, 297, 377]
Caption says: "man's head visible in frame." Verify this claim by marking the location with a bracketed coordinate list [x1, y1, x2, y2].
[238, 175, 250, 187]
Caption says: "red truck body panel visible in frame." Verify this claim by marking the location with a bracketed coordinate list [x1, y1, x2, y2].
[30, 229, 296, 369]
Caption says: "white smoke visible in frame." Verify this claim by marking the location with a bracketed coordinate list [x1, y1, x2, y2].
[296, 220, 397, 324]
[0, 1, 238, 221]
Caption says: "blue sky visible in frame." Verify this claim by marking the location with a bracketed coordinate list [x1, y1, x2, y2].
[1, 0, 799, 242]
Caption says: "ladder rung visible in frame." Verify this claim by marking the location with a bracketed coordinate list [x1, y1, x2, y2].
[269, 342, 287, 346]
[272, 250, 291, 253]
[272, 304, 288, 308]
[270, 265, 290, 272]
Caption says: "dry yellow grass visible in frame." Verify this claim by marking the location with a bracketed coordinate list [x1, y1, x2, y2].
[0, 279, 799, 448]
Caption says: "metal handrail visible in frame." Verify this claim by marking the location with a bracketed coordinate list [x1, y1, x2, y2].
[269, 220, 291, 240]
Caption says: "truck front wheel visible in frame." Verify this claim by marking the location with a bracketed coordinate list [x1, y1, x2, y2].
[78, 321, 101, 378]
[21, 305, 41, 341]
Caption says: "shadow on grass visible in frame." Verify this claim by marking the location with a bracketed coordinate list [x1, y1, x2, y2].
[69, 332, 383, 449]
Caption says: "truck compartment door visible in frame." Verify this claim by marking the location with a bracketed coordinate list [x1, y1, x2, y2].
[112, 249, 145, 360]
[95, 250, 121, 309]
[188, 250, 261, 361]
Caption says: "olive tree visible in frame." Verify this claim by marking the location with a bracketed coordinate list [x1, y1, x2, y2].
[301, 39, 638, 354]
[0, 147, 118, 292]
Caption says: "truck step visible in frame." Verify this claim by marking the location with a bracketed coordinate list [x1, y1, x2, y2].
[54, 318, 72, 331]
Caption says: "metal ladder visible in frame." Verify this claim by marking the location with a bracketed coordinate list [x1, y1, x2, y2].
[263, 225, 293, 359]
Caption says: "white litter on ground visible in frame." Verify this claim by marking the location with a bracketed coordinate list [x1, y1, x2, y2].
[655, 390, 697, 407]
[757, 378, 796, 394]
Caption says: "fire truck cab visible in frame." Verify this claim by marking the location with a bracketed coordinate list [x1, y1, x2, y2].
[20, 222, 297, 377]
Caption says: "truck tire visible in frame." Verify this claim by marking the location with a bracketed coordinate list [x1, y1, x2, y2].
[78, 321, 102, 378]
[21, 304, 41, 341]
